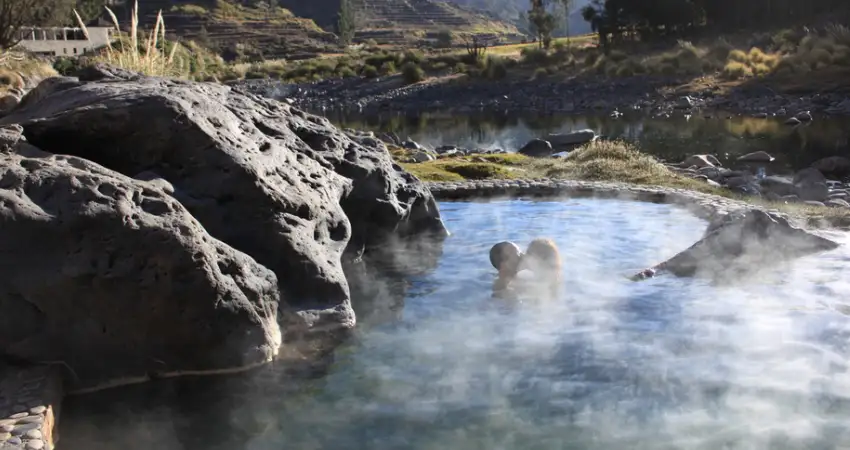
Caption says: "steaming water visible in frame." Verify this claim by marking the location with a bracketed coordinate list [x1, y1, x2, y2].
[61, 198, 850, 450]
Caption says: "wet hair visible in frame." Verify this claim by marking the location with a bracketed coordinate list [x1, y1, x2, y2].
[526, 238, 560, 265]
[489, 241, 522, 270]
[524, 238, 563, 286]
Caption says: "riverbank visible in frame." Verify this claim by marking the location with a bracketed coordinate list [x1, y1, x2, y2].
[240, 70, 850, 119]
[381, 138, 850, 228]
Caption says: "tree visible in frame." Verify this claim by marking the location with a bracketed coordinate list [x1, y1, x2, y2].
[336, 0, 355, 46]
[558, 0, 575, 47]
[0, 0, 73, 48]
[528, 0, 556, 49]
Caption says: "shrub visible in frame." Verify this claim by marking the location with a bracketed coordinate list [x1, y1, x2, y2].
[707, 39, 733, 61]
[453, 62, 467, 73]
[521, 47, 550, 65]
[245, 70, 268, 79]
[53, 56, 81, 76]
[608, 50, 628, 62]
[748, 47, 768, 64]
[443, 162, 511, 179]
[722, 61, 750, 79]
[531, 67, 548, 80]
[338, 67, 356, 78]
[403, 49, 424, 64]
[362, 64, 379, 78]
[727, 49, 748, 63]
[401, 62, 425, 83]
[484, 56, 508, 79]
[170, 4, 207, 15]
[380, 61, 397, 75]
[436, 30, 453, 48]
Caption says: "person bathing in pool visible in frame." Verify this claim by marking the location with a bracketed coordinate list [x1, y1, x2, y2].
[490, 239, 563, 300]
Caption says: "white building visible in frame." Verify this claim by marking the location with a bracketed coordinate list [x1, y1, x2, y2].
[15, 26, 114, 57]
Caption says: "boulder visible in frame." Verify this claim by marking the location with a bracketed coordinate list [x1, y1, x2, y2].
[518, 138, 553, 157]
[794, 167, 829, 202]
[1, 74, 447, 344]
[0, 94, 20, 113]
[410, 151, 435, 163]
[544, 129, 597, 147]
[0, 140, 281, 392]
[402, 139, 423, 150]
[759, 175, 796, 197]
[632, 209, 839, 281]
[811, 156, 850, 177]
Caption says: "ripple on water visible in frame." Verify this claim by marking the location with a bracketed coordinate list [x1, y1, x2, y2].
[62, 198, 850, 450]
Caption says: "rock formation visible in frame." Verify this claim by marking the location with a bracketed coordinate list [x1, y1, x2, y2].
[0, 127, 282, 392]
[631, 209, 840, 281]
[0, 70, 448, 390]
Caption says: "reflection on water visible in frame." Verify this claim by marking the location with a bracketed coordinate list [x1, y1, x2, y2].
[61, 199, 850, 450]
[326, 110, 850, 171]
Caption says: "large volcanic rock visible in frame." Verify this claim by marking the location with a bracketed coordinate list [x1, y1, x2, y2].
[1, 74, 448, 345]
[0, 128, 281, 392]
[632, 209, 840, 280]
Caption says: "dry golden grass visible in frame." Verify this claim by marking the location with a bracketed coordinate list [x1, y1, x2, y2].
[0, 50, 56, 94]
[75, 1, 180, 77]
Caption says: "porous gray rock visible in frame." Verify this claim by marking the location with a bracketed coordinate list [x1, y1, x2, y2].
[633, 209, 839, 281]
[1, 76, 355, 338]
[2, 73, 447, 344]
[0, 145, 282, 392]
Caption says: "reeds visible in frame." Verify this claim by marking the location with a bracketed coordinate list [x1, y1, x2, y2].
[74, 0, 180, 76]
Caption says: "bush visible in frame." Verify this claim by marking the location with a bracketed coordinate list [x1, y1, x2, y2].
[727, 49, 748, 63]
[403, 50, 424, 64]
[338, 67, 356, 78]
[521, 47, 550, 65]
[436, 30, 453, 48]
[53, 56, 81, 76]
[453, 62, 467, 73]
[531, 67, 548, 80]
[401, 62, 425, 83]
[484, 56, 508, 79]
[362, 64, 379, 78]
[722, 61, 750, 79]
[380, 61, 397, 75]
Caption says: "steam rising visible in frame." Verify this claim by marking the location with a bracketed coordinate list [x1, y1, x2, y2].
[60, 197, 850, 450]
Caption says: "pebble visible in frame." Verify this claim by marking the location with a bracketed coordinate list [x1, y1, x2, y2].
[24, 429, 41, 439]
[6, 436, 22, 446]
[11, 422, 39, 435]
[0, 431, 10, 441]
[0, 423, 12, 433]
[27, 407, 45, 415]
[26, 439, 45, 450]
[8, 412, 28, 420]
[14, 416, 43, 425]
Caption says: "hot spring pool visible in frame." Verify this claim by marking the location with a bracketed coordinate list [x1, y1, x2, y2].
[61, 198, 850, 450]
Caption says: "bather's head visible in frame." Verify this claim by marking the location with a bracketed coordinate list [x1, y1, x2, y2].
[522, 238, 562, 277]
[490, 241, 523, 277]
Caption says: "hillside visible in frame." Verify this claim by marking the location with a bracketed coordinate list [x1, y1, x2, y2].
[442, 0, 592, 36]
[108, 0, 338, 61]
[281, 0, 520, 41]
